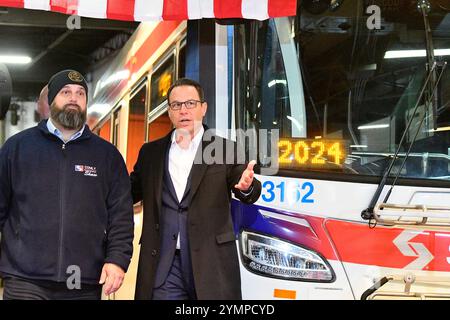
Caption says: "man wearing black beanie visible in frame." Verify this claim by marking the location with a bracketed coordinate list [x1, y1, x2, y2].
[0, 69, 134, 300]
[47, 69, 89, 140]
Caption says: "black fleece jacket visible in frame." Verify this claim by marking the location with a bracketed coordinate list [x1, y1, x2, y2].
[0, 120, 134, 284]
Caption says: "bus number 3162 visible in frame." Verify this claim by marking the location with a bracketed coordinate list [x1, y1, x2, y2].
[261, 180, 315, 204]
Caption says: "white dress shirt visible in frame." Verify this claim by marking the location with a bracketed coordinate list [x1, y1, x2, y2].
[168, 127, 204, 249]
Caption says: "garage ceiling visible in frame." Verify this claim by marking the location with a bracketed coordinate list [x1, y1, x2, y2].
[0, 7, 139, 100]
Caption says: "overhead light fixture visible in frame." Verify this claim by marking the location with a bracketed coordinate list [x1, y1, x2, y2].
[0, 55, 32, 65]
[358, 124, 389, 130]
[384, 49, 450, 59]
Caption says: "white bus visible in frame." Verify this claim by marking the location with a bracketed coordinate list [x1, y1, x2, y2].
[88, 1, 450, 299]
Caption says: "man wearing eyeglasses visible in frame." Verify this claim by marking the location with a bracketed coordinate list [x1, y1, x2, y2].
[131, 78, 261, 300]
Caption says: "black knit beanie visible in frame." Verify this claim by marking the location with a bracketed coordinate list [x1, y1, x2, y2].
[47, 70, 88, 105]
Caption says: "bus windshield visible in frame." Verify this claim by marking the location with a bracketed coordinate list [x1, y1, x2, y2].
[236, 2, 450, 182]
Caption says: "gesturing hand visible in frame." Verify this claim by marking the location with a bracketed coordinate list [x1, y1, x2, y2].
[234, 160, 256, 192]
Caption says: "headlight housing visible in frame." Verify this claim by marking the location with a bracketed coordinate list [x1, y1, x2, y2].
[240, 231, 334, 282]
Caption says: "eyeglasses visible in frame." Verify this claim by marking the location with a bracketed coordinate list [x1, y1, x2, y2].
[168, 99, 203, 111]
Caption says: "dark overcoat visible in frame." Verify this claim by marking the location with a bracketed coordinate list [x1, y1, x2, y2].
[131, 129, 261, 300]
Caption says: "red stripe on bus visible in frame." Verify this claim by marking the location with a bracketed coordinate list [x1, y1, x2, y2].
[100, 21, 181, 103]
[107, 0, 135, 21]
[98, 21, 181, 124]
[268, 0, 297, 17]
[325, 220, 450, 271]
[129, 21, 182, 75]
[162, 0, 188, 20]
[214, 0, 243, 19]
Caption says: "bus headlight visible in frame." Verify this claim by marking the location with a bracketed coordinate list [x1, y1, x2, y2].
[240, 231, 334, 282]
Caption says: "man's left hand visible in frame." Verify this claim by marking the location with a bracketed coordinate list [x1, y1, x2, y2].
[99, 263, 125, 296]
[234, 160, 256, 192]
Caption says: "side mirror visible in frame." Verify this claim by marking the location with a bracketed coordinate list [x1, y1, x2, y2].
[0, 64, 12, 120]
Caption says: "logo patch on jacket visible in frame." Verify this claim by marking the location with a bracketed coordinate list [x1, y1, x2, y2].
[74, 165, 97, 177]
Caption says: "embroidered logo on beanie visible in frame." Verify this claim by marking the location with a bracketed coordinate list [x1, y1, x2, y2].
[47, 69, 88, 105]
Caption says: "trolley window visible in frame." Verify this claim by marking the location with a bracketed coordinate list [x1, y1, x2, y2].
[150, 55, 175, 111]
[127, 83, 147, 173]
[98, 117, 111, 142]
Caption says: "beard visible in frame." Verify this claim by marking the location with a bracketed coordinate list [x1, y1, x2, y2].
[50, 102, 86, 130]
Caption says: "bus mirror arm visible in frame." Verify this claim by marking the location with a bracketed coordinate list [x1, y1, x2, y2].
[381, 62, 447, 199]
[360, 62, 439, 221]
[431, 60, 447, 130]
[419, 0, 440, 131]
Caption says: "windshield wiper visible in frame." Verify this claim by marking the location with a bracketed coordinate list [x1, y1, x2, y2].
[361, 62, 446, 220]
[419, 0, 440, 131]
[382, 62, 447, 201]
[361, 0, 449, 221]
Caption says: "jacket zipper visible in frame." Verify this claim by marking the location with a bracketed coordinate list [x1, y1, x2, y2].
[57, 142, 67, 280]
[14, 218, 20, 238]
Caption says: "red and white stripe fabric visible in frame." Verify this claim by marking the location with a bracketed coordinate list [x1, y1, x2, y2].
[0, 0, 297, 21]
